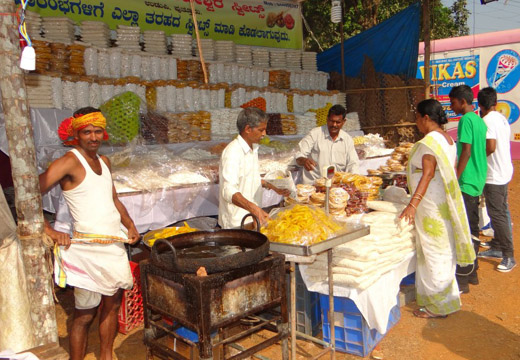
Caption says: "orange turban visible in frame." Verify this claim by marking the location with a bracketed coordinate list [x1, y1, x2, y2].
[58, 112, 109, 145]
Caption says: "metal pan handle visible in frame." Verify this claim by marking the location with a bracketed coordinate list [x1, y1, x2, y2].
[151, 238, 178, 270]
[240, 213, 261, 232]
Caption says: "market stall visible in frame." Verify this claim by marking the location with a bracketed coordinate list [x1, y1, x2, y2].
[0, 0, 424, 358]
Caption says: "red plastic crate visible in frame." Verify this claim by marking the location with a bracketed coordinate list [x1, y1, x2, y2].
[118, 261, 144, 334]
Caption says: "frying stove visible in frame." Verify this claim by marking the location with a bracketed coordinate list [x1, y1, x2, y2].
[141, 253, 289, 360]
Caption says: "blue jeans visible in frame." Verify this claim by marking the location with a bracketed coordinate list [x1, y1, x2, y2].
[483, 183, 514, 258]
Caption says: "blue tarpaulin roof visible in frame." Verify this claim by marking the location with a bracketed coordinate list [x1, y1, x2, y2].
[317, 2, 420, 78]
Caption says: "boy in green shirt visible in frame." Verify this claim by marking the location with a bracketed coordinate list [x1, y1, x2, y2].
[449, 84, 487, 294]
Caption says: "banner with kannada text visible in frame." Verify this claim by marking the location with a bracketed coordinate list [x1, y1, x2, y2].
[16, 0, 303, 49]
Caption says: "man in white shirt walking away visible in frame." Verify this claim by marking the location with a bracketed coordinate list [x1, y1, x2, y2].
[477, 87, 516, 272]
[218, 107, 289, 229]
[295, 104, 360, 184]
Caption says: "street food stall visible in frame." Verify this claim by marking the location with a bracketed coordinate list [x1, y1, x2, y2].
[0, 0, 423, 358]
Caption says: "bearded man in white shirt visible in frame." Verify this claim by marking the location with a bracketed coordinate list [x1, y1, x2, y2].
[218, 107, 289, 229]
[295, 104, 360, 184]
[476, 87, 516, 272]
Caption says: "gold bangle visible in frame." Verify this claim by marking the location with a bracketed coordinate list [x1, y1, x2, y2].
[408, 202, 417, 210]
[413, 193, 423, 199]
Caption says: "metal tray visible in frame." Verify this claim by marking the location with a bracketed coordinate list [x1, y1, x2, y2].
[269, 224, 370, 256]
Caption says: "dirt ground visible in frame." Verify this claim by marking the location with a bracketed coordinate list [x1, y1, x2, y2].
[55, 161, 520, 360]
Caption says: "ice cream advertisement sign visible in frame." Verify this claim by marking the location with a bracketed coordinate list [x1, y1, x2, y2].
[496, 100, 520, 125]
[486, 50, 520, 94]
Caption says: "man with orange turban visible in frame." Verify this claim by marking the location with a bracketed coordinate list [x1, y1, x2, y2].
[40, 106, 139, 360]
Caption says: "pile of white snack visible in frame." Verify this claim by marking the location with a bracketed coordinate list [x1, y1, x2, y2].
[303, 200, 415, 290]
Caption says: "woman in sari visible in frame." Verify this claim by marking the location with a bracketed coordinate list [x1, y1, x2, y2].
[400, 99, 476, 318]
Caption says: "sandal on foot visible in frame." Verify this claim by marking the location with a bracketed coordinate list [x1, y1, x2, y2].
[413, 308, 447, 319]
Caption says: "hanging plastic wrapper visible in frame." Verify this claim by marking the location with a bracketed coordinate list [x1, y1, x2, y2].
[209, 84, 219, 109]
[150, 56, 161, 80]
[141, 55, 152, 81]
[84, 47, 98, 76]
[244, 66, 252, 86]
[51, 76, 63, 109]
[166, 85, 177, 112]
[191, 84, 200, 111]
[62, 76, 77, 110]
[159, 56, 169, 78]
[119, 51, 131, 77]
[208, 63, 217, 83]
[156, 86, 168, 112]
[184, 84, 194, 111]
[89, 81, 102, 108]
[216, 62, 226, 83]
[75, 78, 90, 109]
[224, 63, 232, 84]
[131, 54, 142, 77]
[168, 57, 177, 80]
[108, 48, 122, 78]
[97, 49, 110, 78]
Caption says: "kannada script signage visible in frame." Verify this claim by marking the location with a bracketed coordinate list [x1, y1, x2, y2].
[17, 0, 303, 49]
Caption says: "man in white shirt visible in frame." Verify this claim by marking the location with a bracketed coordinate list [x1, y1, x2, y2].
[295, 104, 360, 184]
[218, 107, 289, 229]
[477, 87, 516, 272]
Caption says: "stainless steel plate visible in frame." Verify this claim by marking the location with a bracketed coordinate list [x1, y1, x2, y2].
[268, 224, 370, 256]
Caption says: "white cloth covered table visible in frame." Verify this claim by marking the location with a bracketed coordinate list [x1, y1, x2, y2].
[299, 252, 416, 334]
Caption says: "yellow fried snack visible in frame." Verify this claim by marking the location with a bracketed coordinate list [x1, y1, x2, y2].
[146, 222, 198, 246]
[261, 205, 343, 245]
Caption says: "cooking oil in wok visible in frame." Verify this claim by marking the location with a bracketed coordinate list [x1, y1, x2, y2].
[178, 244, 252, 259]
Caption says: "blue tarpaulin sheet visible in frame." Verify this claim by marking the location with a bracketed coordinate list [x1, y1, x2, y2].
[317, 2, 420, 78]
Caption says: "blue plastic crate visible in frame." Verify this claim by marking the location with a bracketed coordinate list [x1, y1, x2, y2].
[286, 266, 322, 336]
[400, 272, 415, 286]
[173, 326, 218, 343]
[319, 295, 401, 357]
[174, 327, 200, 343]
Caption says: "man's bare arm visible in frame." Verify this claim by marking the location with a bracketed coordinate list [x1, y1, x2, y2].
[486, 139, 496, 157]
[456, 143, 472, 179]
[39, 154, 77, 248]
[231, 192, 269, 228]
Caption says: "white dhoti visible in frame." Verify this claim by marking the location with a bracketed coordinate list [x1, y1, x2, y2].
[55, 241, 133, 296]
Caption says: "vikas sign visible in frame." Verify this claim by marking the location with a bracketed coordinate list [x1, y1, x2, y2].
[417, 55, 480, 119]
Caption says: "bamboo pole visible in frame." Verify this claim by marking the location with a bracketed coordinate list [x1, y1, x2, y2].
[190, 0, 208, 84]
[0, 0, 57, 345]
[340, 0, 345, 91]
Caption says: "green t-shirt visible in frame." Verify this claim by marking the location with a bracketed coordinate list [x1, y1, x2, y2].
[457, 111, 488, 196]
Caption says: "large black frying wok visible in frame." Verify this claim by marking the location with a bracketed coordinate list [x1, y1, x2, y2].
[150, 215, 269, 274]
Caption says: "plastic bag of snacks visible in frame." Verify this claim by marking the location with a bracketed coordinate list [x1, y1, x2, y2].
[100, 91, 141, 144]
[261, 204, 344, 245]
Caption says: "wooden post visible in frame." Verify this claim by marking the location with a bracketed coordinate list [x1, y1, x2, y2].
[0, 0, 58, 345]
[340, 0, 345, 91]
[422, 0, 431, 99]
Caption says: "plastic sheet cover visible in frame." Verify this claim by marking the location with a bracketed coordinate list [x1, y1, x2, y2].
[0, 189, 36, 352]
[317, 2, 420, 78]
